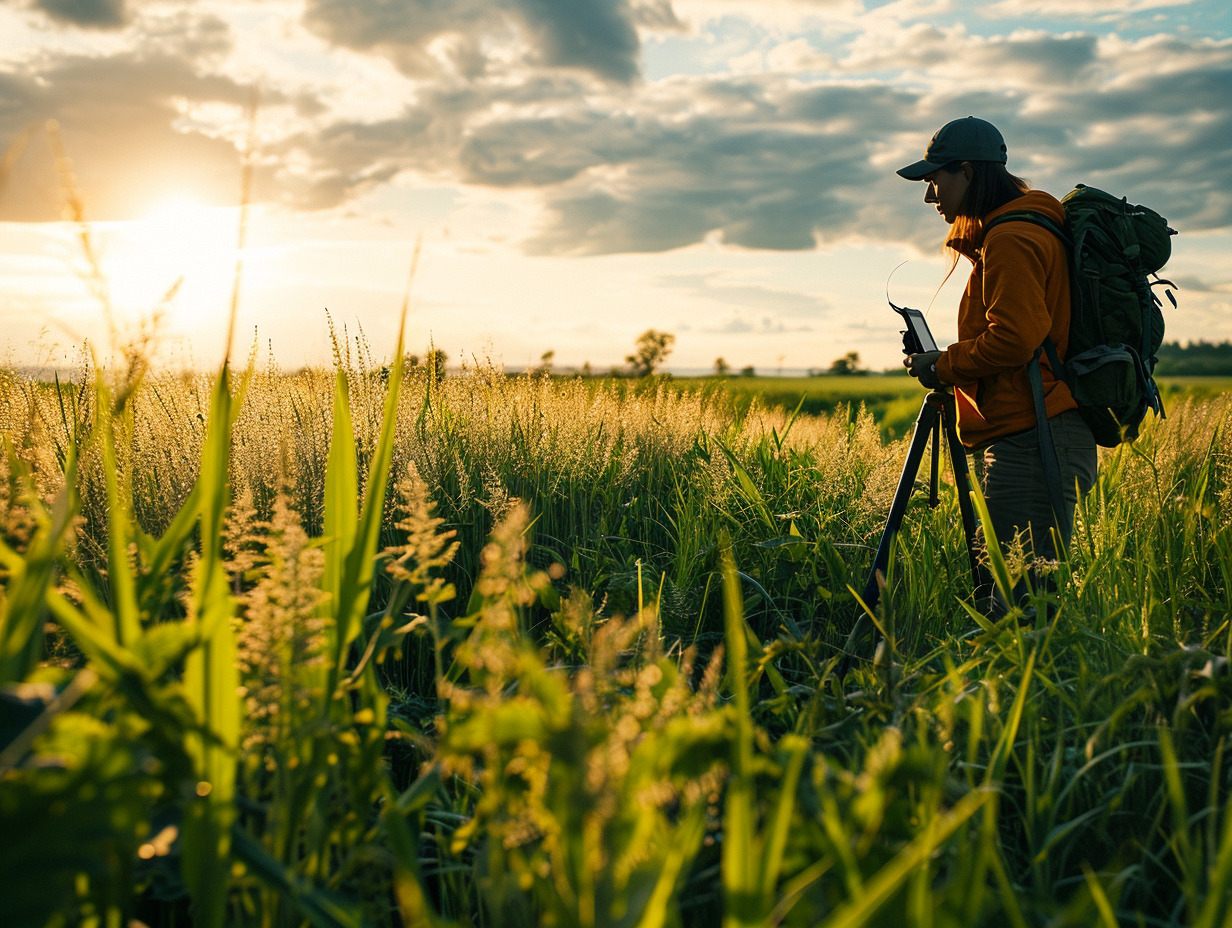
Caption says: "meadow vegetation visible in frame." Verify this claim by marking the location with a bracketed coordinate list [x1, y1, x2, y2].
[2, 346, 1231, 927]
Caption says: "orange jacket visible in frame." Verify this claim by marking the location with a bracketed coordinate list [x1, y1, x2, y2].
[934, 190, 1077, 448]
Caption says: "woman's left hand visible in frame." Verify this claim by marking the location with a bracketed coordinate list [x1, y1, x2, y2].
[905, 350, 944, 388]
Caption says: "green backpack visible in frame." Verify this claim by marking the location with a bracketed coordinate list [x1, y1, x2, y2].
[987, 184, 1177, 447]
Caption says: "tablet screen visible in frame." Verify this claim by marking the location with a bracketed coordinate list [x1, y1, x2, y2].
[892, 305, 938, 353]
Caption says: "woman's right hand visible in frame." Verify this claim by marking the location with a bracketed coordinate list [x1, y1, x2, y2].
[905, 351, 944, 388]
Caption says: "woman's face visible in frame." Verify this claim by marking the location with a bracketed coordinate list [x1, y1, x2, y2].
[922, 164, 972, 224]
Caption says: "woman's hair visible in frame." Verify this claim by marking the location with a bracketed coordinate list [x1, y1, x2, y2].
[935, 160, 1031, 295]
[947, 160, 1031, 244]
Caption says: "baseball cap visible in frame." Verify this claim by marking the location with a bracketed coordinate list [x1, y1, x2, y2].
[896, 116, 1008, 180]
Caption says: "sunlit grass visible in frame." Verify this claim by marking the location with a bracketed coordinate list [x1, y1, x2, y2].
[2, 353, 1231, 926]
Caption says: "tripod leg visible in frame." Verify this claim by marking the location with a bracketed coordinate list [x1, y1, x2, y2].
[860, 398, 941, 608]
[930, 418, 941, 507]
[840, 397, 941, 674]
[941, 400, 987, 594]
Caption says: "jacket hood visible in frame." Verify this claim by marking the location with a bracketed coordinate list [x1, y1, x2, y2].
[985, 189, 1066, 227]
[946, 188, 1066, 256]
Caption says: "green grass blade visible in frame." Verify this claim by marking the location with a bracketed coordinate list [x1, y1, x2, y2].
[327, 310, 407, 687]
[634, 803, 708, 928]
[0, 448, 78, 683]
[323, 368, 359, 630]
[968, 480, 1015, 605]
[820, 788, 992, 928]
[230, 826, 366, 928]
[720, 536, 759, 928]
[94, 377, 141, 645]
[181, 367, 241, 928]
[43, 587, 148, 681]
[760, 734, 808, 899]
[714, 437, 776, 534]
[984, 647, 1036, 786]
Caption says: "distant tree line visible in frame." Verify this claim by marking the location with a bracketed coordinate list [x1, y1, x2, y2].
[416, 338, 1232, 383]
[1154, 341, 1232, 376]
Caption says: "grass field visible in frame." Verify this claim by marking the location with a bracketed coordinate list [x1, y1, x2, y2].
[2, 356, 1231, 927]
[672, 373, 1232, 439]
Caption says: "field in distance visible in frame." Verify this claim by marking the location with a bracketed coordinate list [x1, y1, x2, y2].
[668, 373, 1232, 439]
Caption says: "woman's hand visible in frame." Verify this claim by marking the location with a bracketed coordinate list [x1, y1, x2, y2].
[905, 350, 944, 388]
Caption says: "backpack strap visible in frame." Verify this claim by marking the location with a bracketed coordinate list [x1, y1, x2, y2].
[985, 209, 1067, 241]
[1027, 344, 1071, 548]
[984, 210, 1082, 335]
[985, 209, 1075, 549]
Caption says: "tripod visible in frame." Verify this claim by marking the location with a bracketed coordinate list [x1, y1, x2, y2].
[839, 386, 986, 671]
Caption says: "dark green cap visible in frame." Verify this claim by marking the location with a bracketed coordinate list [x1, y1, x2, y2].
[897, 116, 1007, 180]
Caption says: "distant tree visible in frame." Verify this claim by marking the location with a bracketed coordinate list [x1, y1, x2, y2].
[827, 351, 867, 376]
[405, 347, 447, 382]
[1155, 340, 1232, 376]
[713, 356, 730, 377]
[536, 349, 555, 375]
[739, 365, 756, 378]
[626, 329, 676, 377]
[427, 348, 448, 381]
[580, 360, 593, 377]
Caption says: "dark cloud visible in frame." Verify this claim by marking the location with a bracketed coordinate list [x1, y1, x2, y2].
[519, 0, 640, 82]
[840, 26, 1098, 88]
[302, 0, 641, 83]
[1001, 64, 1232, 232]
[29, 0, 126, 29]
[522, 110, 869, 255]
[273, 73, 910, 254]
[268, 24, 1232, 255]
[3, 13, 1230, 263]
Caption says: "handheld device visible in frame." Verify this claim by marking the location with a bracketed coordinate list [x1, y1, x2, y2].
[891, 301, 938, 355]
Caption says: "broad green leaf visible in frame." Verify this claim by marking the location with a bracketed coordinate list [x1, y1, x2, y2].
[181, 367, 241, 928]
[94, 377, 140, 647]
[0, 449, 78, 684]
[326, 306, 407, 693]
[819, 788, 992, 928]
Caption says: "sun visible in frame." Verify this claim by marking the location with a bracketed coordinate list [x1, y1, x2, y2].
[100, 194, 242, 328]
[136, 194, 240, 279]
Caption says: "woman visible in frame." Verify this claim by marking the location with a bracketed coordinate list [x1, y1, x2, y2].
[897, 116, 1097, 608]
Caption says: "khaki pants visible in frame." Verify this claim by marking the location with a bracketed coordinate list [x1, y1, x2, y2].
[971, 409, 1099, 566]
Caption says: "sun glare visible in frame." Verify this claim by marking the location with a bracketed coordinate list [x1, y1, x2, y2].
[99, 195, 242, 334]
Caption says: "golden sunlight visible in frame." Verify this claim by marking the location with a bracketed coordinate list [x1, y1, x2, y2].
[99, 195, 240, 327]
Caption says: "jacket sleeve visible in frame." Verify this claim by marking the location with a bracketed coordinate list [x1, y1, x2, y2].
[936, 225, 1056, 385]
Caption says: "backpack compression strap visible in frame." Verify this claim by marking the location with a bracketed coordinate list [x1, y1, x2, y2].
[1027, 342, 1071, 544]
[984, 210, 1074, 551]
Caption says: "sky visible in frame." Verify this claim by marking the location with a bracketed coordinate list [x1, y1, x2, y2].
[0, 0, 1229, 375]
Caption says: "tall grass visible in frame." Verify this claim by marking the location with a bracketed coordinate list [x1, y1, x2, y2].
[1, 353, 1231, 925]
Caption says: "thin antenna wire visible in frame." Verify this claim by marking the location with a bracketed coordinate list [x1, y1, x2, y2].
[886, 260, 909, 310]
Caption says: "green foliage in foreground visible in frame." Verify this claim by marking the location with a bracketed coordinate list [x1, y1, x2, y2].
[1, 361, 1231, 927]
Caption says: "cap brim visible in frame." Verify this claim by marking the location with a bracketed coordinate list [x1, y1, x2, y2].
[896, 159, 941, 180]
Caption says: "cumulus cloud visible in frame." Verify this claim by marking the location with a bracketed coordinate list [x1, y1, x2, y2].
[2, 2, 1231, 262]
[252, 18, 1230, 254]
[836, 24, 1100, 88]
[981, 0, 1195, 18]
[302, 0, 642, 83]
